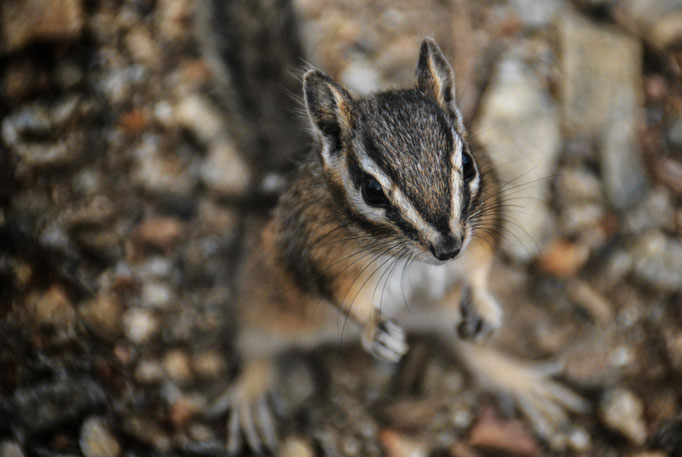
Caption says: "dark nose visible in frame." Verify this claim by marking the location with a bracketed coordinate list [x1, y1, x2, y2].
[430, 237, 462, 261]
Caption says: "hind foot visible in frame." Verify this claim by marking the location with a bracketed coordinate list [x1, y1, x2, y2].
[204, 359, 279, 455]
[459, 342, 589, 446]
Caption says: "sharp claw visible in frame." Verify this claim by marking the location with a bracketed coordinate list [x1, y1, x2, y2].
[241, 402, 262, 454]
[227, 407, 241, 455]
[258, 397, 278, 451]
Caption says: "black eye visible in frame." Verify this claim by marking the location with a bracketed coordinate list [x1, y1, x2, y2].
[361, 176, 389, 208]
[462, 151, 476, 182]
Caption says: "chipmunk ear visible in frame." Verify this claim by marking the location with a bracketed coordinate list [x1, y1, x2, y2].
[416, 38, 465, 133]
[303, 70, 356, 162]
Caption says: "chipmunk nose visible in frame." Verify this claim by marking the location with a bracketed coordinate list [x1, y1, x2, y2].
[430, 236, 462, 261]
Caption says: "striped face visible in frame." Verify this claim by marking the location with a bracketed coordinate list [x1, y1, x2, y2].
[303, 39, 480, 263]
[323, 90, 482, 264]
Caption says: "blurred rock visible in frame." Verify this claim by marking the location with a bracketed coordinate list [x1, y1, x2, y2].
[566, 279, 613, 323]
[475, 56, 560, 262]
[191, 351, 225, 379]
[615, 0, 682, 49]
[135, 217, 183, 250]
[122, 416, 171, 453]
[200, 141, 252, 196]
[556, 166, 604, 205]
[567, 426, 591, 453]
[379, 429, 427, 457]
[163, 350, 192, 385]
[468, 407, 539, 456]
[667, 117, 682, 149]
[28, 285, 77, 336]
[79, 416, 121, 457]
[122, 308, 158, 343]
[341, 61, 382, 95]
[175, 94, 224, 144]
[599, 388, 647, 445]
[631, 230, 682, 292]
[510, 0, 566, 28]
[0, 441, 25, 457]
[134, 359, 164, 384]
[559, 12, 647, 209]
[9, 377, 106, 436]
[537, 239, 589, 277]
[625, 187, 675, 234]
[79, 293, 122, 339]
[280, 437, 316, 457]
[1, 0, 84, 53]
[132, 134, 197, 196]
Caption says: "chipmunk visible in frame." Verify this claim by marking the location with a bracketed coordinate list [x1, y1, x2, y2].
[199, 2, 587, 454]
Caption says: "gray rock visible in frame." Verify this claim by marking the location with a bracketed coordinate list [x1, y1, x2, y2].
[625, 187, 675, 234]
[0, 0, 84, 53]
[79, 416, 121, 457]
[122, 308, 159, 343]
[615, 0, 682, 49]
[511, 0, 566, 28]
[631, 230, 682, 292]
[7, 377, 106, 437]
[0, 441, 26, 457]
[599, 388, 647, 445]
[667, 117, 682, 148]
[559, 12, 648, 210]
[475, 56, 561, 262]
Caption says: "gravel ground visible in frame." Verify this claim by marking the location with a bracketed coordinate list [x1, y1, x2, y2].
[1, 0, 681, 456]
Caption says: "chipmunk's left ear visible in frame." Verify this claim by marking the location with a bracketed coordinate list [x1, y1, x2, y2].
[416, 38, 465, 133]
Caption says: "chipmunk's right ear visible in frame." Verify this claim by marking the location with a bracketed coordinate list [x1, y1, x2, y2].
[303, 70, 355, 160]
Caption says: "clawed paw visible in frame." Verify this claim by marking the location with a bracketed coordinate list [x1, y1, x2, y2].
[203, 360, 280, 455]
[457, 286, 501, 342]
[364, 319, 409, 363]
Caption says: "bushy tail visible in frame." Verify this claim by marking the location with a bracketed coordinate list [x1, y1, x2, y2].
[197, 0, 308, 179]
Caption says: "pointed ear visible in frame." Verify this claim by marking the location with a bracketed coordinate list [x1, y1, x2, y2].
[303, 69, 355, 161]
[416, 38, 465, 132]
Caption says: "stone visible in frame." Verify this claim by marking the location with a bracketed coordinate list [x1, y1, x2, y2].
[378, 429, 427, 457]
[200, 141, 251, 196]
[122, 308, 158, 343]
[0, 441, 25, 457]
[79, 293, 122, 339]
[615, 0, 682, 49]
[163, 350, 192, 384]
[599, 388, 647, 445]
[537, 239, 590, 277]
[667, 117, 682, 149]
[468, 407, 539, 456]
[79, 416, 121, 457]
[175, 94, 224, 144]
[10, 377, 106, 436]
[510, 0, 566, 28]
[475, 56, 561, 262]
[280, 437, 316, 457]
[559, 12, 647, 209]
[132, 134, 196, 196]
[134, 359, 164, 384]
[135, 217, 183, 250]
[29, 285, 77, 334]
[1, 0, 84, 53]
[566, 279, 614, 323]
[631, 230, 682, 292]
[341, 61, 382, 95]
[192, 351, 226, 379]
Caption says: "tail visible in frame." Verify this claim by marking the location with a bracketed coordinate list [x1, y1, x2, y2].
[197, 0, 308, 184]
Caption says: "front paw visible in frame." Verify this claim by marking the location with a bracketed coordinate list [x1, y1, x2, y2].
[457, 286, 501, 342]
[363, 320, 409, 363]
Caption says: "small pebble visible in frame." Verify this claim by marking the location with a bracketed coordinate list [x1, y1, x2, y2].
[0, 441, 26, 457]
[163, 349, 192, 384]
[79, 416, 121, 457]
[122, 308, 158, 343]
[599, 388, 647, 445]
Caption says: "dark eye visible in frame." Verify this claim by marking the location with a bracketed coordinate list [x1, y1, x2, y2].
[361, 176, 389, 208]
[462, 151, 476, 182]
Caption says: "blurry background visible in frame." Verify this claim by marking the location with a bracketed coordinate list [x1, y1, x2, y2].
[0, 0, 681, 456]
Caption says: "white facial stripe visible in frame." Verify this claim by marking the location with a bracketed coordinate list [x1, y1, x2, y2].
[355, 150, 440, 242]
[450, 133, 464, 234]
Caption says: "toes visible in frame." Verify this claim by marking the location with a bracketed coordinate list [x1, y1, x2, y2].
[371, 320, 409, 362]
[226, 407, 241, 455]
[240, 401, 263, 454]
[257, 397, 278, 451]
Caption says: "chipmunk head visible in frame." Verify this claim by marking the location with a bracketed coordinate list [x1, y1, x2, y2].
[303, 38, 483, 264]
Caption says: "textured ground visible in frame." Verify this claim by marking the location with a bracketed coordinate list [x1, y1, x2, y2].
[1, 0, 681, 456]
